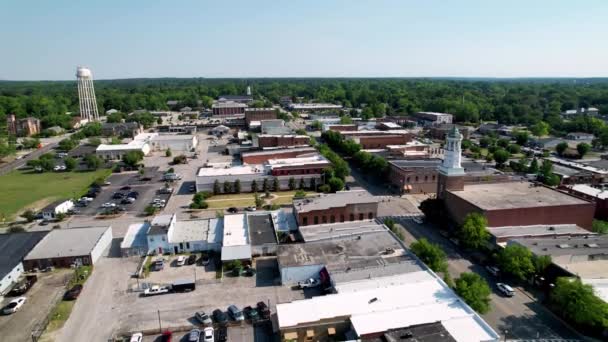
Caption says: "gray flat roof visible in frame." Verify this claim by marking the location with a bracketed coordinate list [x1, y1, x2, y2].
[488, 224, 591, 238]
[390, 159, 489, 173]
[448, 182, 589, 210]
[277, 231, 424, 275]
[25, 227, 110, 260]
[511, 235, 608, 258]
[241, 147, 316, 157]
[293, 190, 377, 213]
[362, 322, 457, 342]
[247, 214, 277, 246]
[299, 220, 386, 242]
[0, 232, 48, 279]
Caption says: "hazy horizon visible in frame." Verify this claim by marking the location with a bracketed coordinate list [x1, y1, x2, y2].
[1, 0, 607, 80]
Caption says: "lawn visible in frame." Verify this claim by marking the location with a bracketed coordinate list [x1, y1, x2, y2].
[45, 300, 75, 333]
[0, 169, 111, 220]
[204, 190, 311, 209]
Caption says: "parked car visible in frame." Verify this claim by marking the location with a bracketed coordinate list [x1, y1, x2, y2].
[154, 258, 165, 271]
[213, 309, 228, 324]
[298, 278, 320, 289]
[188, 329, 201, 342]
[227, 305, 244, 321]
[64, 284, 83, 300]
[245, 206, 256, 211]
[121, 197, 136, 204]
[120, 186, 132, 191]
[226, 207, 238, 213]
[202, 327, 214, 342]
[257, 301, 270, 319]
[497, 283, 515, 297]
[217, 326, 227, 342]
[129, 332, 143, 342]
[112, 192, 125, 199]
[485, 266, 500, 277]
[195, 311, 213, 325]
[2, 297, 26, 314]
[161, 330, 172, 342]
[187, 254, 197, 265]
[143, 285, 171, 297]
[201, 255, 211, 266]
[7, 275, 37, 296]
[128, 191, 139, 198]
[158, 187, 173, 194]
[101, 202, 116, 208]
[243, 306, 259, 321]
[176, 255, 186, 266]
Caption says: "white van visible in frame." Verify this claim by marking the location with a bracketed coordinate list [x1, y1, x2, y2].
[496, 283, 515, 297]
[176, 255, 186, 266]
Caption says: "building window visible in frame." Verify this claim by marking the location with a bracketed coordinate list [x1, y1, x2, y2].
[359, 213, 364, 220]
[322, 216, 327, 224]
[406, 177, 410, 182]
[330, 215, 335, 223]
[424, 175, 428, 181]
[162, 237, 165, 241]
[302, 217, 308, 226]
[314, 216, 319, 224]
[186, 242, 190, 249]
[340, 214, 345, 222]
[432, 175, 436, 180]
[368, 212, 373, 219]
[150, 238, 155, 242]
[350, 214, 354, 221]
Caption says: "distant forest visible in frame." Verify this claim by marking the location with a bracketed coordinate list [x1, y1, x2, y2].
[1, 78, 608, 132]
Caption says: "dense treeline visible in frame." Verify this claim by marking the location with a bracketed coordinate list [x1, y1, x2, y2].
[2, 78, 608, 129]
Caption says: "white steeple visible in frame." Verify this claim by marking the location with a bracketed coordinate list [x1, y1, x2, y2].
[438, 126, 465, 175]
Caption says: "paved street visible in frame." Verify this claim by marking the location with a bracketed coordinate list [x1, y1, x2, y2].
[388, 214, 582, 341]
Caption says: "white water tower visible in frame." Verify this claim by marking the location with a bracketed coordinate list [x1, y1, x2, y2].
[76, 66, 100, 122]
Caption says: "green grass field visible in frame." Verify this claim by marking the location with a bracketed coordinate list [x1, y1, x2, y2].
[204, 190, 311, 209]
[0, 169, 110, 220]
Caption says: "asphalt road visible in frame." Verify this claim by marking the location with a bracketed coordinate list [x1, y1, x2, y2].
[387, 215, 582, 341]
[0, 141, 58, 176]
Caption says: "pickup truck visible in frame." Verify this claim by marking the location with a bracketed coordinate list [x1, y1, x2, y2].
[143, 285, 171, 297]
[298, 278, 320, 289]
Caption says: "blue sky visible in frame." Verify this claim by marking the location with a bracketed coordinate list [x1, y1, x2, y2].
[1, 0, 607, 80]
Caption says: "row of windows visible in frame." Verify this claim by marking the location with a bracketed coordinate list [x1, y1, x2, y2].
[302, 212, 374, 226]
[406, 174, 436, 183]
[273, 168, 322, 176]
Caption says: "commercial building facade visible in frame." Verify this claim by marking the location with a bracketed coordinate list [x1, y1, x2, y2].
[245, 108, 277, 125]
[413, 111, 453, 126]
[293, 190, 378, 226]
[256, 134, 310, 148]
[212, 101, 248, 116]
[242, 147, 317, 164]
[0, 232, 48, 294]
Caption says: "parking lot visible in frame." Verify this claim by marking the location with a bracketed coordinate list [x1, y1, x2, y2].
[58, 256, 304, 342]
[0, 270, 71, 342]
[145, 254, 218, 285]
[75, 169, 171, 216]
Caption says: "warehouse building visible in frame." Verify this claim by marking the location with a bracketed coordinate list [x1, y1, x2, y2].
[413, 111, 453, 126]
[146, 214, 223, 255]
[241, 147, 317, 164]
[256, 134, 310, 148]
[245, 108, 277, 125]
[96, 133, 156, 160]
[40, 199, 74, 221]
[149, 134, 198, 152]
[0, 232, 48, 294]
[276, 268, 499, 342]
[248, 213, 278, 256]
[221, 214, 252, 263]
[293, 190, 378, 226]
[23, 227, 113, 271]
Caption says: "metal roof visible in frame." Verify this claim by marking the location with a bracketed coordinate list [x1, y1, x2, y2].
[293, 190, 377, 213]
[25, 227, 111, 260]
[0, 232, 48, 279]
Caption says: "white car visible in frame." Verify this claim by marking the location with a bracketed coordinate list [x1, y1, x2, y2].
[53, 165, 62, 172]
[2, 297, 26, 314]
[101, 202, 116, 208]
[143, 285, 170, 297]
[176, 255, 186, 266]
[129, 332, 143, 342]
[496, 283, 515, 297]
[203, 327, 214, 342]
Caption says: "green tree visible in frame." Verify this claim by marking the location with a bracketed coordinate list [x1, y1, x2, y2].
[213, 180, 221, 195]
[533, 255, 552, 275]
[144, 205, 158, 216]
[58, 138, 77, 151]
[273, 177, 280, 191]
[223, 180, 232, 193]
[234, 179, 241, 194]
[309, 178, 316, 190]
[254, 193, 263, 208]
[576, 142, 591, 158]
[410, 238, 448, 273]
[550, 277, 608, 330]
[64, 156, 77, 171]
[383, 218, 395, 230]
[555, 142, 568, 156]
[461, 139, 472, 150]
[122, 150, 144, 168]
[340, 115, 353, 124]
[454, 273, 492, 314]
[479, 136, 493, 148]
[497, 244, 535, 281]
[493, 149, 510, 167]
[20, 209, 36, 223]
[288, 177, 296, 190]
[328, 177, 345, 192]
[497, 138, 510, 148]
[507, 144, 521, 154]
[8, 226, 26, 233]
[531, 121, 550, 137]
[165, 148, 172, 157]
[262, 178, 269, 193]
[459, 213, 489, 249]
[251, 180, 258, 193]
[294, 190, 306, 199]
[528, 158, 539, 173]
[592, 219, 608, 234]
[298, 178, 305, 190]
[84, 154, 102, 170]
[514, 131, 529, 145]
[318, 184, 331, 193]
[88, 137, 101, 147]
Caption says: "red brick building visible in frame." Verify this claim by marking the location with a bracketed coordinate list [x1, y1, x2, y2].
[326, 124, 357, 132]
[293, 190, 378, 226]
[356, 135, 411, 149]
[245, 108, 277, 125]
[561, 184, 608, 220]
[268, 155, 331, 176]
[443, 182, 595, 230]
[257, 134, 310, 148]
[7, 114, 41, 137]
[242, 147, 317, 164]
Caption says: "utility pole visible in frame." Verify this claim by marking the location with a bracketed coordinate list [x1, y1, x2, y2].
[157, 309, 162, 333]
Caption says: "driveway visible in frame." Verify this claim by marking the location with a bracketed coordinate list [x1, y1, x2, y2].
[0, 270, 71, 342]
[389, 215, 582, 340]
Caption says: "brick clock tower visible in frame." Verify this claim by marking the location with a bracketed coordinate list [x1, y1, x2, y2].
[437, 126, 465, 198]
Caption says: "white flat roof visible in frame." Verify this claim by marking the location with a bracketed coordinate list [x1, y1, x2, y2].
[267, 155, 328, 168]
[197, 165, 264, 177]
[582, 278, 608, 303]
[222, 214, 249, 247]
[169, 219, 209, 243]
[569, 184, 608, 199]
[276, 271, 498, 341]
